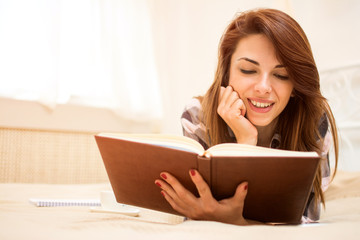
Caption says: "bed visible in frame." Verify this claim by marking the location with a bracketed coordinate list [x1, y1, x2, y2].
[1, 170, 360, 240]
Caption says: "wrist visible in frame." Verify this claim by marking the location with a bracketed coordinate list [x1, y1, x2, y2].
[235, 135, 257, 145]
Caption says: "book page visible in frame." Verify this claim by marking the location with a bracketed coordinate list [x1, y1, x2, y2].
[97, 133, 205, 155]
[207, 143, 319, 157]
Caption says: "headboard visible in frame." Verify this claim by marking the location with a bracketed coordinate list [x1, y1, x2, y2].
[0, 127, 108, 183]
[320, 63, 360, 171]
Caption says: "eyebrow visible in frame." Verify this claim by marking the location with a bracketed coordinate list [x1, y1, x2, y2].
[237, 57, 285, 68]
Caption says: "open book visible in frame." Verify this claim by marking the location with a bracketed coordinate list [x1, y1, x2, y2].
[95, 133, 320, 224]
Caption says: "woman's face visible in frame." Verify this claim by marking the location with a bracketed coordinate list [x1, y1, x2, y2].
[228, 34, 294, 127]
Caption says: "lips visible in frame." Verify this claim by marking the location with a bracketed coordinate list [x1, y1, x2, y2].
[250, 99, 274, 108]
[248, 99, 274, 113]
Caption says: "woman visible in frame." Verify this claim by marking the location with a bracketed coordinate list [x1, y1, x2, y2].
[155, 8, 339, 225]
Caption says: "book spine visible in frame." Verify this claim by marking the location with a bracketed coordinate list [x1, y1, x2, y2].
[197, 155, 211, 187]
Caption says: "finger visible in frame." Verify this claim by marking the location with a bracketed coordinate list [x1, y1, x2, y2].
[227, 85, 244, 107]
[189, 169, 213, 201]
[160, 172, 198, 205]
[218, 86, 236, 115]
[160, 190, 187, 215]
[230, 98, 247, 117]
[155, 178, 194, 210]
[231, 182, 248, 205]
[225, 90, 240, 109]
[218, 86, 233, 106]
[155, 179, 176, 198]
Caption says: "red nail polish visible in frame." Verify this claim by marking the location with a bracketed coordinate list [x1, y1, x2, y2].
[161, 191, 165, 197]
[190, 169, 196, 176]
[160, 173, 167, 179]
[155, 181, 161, 187]
[244, 184, 248, 191]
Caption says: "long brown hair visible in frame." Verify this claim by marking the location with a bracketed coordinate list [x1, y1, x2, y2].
[202, 8, 339, 206]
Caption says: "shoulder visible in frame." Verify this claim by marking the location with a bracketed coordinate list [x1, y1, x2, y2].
[318, 113, 332, 190]
[318, 113, 332, 158]
[181, 98, 209, 149]
[181, 98, 203, 123]
[318, 113, 329, 138]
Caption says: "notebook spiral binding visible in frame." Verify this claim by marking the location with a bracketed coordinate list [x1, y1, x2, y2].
[29, 198, 101, 207]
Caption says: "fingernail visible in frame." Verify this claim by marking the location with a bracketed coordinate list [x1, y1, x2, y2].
[161, 191, 165, 197]
[155, 181, 161, 187]
[244, 183, 248, 191]
[160, 173, 167, 179]
[190, 169, 196, 176]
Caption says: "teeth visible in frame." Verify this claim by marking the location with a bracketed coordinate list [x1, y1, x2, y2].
[251, 100, 272, 108]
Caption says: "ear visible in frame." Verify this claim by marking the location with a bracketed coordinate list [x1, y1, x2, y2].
[291, 91, 295, 97]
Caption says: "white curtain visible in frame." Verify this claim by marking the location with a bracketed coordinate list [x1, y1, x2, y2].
[0, 0, 162, 121]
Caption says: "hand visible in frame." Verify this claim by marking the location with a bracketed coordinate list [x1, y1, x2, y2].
[217, 86, 258, 145]
[155, 170, 249, 225]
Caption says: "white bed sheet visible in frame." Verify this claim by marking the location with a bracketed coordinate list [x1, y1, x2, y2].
[1, 171, 360, 240]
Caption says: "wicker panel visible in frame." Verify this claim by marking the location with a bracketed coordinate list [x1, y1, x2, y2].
[0, 128, 109, 183]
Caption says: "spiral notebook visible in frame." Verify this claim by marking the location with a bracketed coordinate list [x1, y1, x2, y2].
[29, 198, 101, 207]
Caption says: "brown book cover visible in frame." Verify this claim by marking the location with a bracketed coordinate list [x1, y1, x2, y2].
[95, 133, 320, 224]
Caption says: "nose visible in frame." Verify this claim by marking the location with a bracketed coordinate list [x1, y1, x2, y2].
[254, 74, 272, 94]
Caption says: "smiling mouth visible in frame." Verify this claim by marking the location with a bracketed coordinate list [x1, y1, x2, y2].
[250, 99, 274, 108]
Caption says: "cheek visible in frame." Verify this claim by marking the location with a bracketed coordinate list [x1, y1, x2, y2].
[279, 84, 294, 104]
[229, 80, 247, 98]
[272, 78, 293, 94]
[228, 75, 248, 96]
[228, 68, 237, 87]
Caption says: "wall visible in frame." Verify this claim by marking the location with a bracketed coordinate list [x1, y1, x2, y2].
[149, 0, 360, 135]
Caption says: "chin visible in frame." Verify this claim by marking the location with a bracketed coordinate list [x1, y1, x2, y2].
[248, 117, 273, 127]
[253, 122, 271, 127]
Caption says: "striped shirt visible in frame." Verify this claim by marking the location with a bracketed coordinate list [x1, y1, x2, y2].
[181, 98, 332, 223]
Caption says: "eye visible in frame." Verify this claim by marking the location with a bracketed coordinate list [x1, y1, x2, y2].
[274, 73, 289, 80]
[240, 69, 256, 74]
